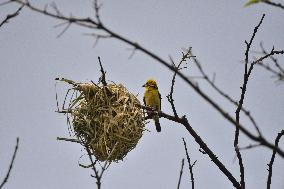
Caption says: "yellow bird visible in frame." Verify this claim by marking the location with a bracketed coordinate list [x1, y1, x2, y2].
[142, 79, 162, 132]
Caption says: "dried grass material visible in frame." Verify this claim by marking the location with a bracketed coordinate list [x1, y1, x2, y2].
[70, 83, 145, 162]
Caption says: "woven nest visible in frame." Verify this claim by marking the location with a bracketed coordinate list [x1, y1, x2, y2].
[63, 81, 145, 162]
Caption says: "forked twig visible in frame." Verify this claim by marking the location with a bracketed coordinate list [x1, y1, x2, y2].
[167, 48, 194, 118]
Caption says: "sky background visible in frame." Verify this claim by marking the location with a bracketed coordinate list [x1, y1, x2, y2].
[0, 0, 284, 189]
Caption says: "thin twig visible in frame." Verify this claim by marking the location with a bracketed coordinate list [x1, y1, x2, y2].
[182, 138, 196, 189]
[260, 42, 284, 74]
[85, 145, 101, 189]
[93, 0, 102, 25]
[177, 158, 185, 189]
[0, 138, 20, 189]
[98, 56, 107, 86]
[141, 106, 241, 188]
[167, 48, 194, 117]
[257, 42, 284, 82]
[252, 49, 284, 65]
[56, 22, 71, 38]
[10, 0, 100, 29]
[189, 50, 263, 137]
[235, 13, 265, 189]
[266, 130, 284, 189]
[0, 5, 23, 28]
[239, 143, 261, 151]
[83, 33, 111, 48]
[262, 0, 284, 10]
[57, 137, 81, 144]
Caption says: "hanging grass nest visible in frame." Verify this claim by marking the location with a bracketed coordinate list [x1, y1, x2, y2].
[57, 78, 145, 162]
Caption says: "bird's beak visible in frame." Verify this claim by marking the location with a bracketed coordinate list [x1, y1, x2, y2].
[142, 84, 146, 87]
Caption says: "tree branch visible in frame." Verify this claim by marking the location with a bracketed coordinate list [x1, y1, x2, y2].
[266, 130, 284, 189]
[167, 48, 194, 117]
[258, 43, 284, 83]
[182, 138, 196, 189]
[234, 13, 265, 189]
[85, 145, 101, 189]
[0, 5, 23, 28]
[143, 107, 240, 188]
[262, 0, 284, 10]
[189, 50, 263, 137]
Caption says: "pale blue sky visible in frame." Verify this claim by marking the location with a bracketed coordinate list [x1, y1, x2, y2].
[0, 1, 283, 189]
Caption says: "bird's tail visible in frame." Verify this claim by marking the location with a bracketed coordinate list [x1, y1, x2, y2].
[153, 115, 161, 132]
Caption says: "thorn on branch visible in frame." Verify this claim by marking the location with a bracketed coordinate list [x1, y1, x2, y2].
[127, 44, 138, 59]
[83, 33, 111, 48]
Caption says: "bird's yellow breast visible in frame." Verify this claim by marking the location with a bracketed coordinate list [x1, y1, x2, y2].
[144, 88, 160, 110]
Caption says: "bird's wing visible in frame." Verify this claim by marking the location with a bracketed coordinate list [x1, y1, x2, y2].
[143, 95, 146, 106]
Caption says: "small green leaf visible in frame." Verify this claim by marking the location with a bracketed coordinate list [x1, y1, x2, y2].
[244, 0, 261, 7]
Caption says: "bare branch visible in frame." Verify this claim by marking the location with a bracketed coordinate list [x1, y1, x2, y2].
[140, 104, 241, 187]
[167, 48, 194, 117]
[177, 158, 185, 189]
[11, 0, 99, 29]
[256, 42, 284, 83]
[0, 138, 20, 189]
[239, 143, 261, 151]
[234, 13, 266, 189]
[84, 145, 101, 189]
[0, 5, 23, 28]
[260, 42, 284, 73]
[172, 114, 241, 188]
[182, 138, 196, 189]
[189, 50, 262, 137]
[266, 130, 284, 189]
[262, 0, 284, 10]
[127, 105, 239, 189]
[252, 49, 284, 65]
[98, 56, 107, 86]
[93, 0, 102, 25]
[55, 22, 72, 38]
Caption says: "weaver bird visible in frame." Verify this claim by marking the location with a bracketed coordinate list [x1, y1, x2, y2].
[142, 79, 161, 132]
